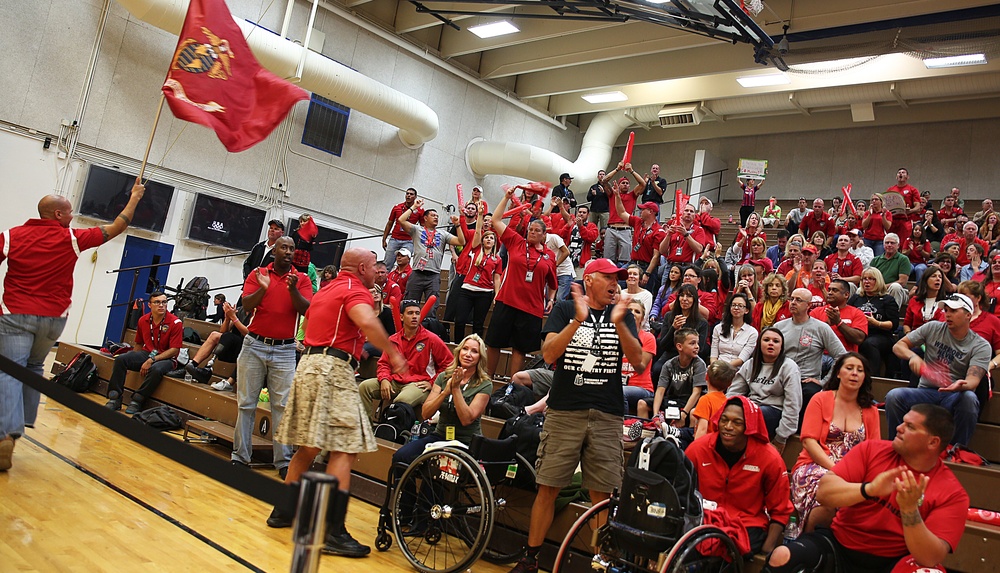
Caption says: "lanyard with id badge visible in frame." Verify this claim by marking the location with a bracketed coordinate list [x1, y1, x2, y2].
[524, 244, 543, 283]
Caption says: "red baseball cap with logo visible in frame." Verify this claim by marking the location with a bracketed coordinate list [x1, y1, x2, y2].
[584, 259, 629, 279]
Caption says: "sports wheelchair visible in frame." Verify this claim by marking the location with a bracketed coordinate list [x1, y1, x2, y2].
[552, 436, 744, 573]
[374, 434, 537, 573]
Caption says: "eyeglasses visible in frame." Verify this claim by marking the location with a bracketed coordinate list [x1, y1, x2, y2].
[730, 303, 747, 309]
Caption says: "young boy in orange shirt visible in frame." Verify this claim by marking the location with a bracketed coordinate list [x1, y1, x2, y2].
[693, 360, 736, 440]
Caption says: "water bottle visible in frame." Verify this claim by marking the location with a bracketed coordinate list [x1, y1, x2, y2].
[783, 516, 799, 545]
[409, 421, 421, 442]
[184, 369, 193, 383]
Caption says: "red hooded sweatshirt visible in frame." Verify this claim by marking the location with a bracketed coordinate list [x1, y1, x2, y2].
[685, 396, 793, 531]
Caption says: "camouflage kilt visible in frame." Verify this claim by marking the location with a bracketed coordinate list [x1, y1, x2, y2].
[275, 353, 377, 454]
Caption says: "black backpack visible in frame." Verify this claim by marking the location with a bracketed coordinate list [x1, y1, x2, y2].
[421, 316, 450, 344]
[172, 277, 210, 320]
[374, 402, 418, 444]
[134, 406, 184, 431]
[487, 383, 536, 419]
[182, 327, 202, 344]
[499, 411, 545, 467]
[52, 352, 98, 392]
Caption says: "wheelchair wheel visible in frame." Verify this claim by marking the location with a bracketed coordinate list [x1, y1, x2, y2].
[551, 498, 612, 573]
[391, 447, 495, 573]
[482, 453, 537, 563]
[659, 524, 744, 573]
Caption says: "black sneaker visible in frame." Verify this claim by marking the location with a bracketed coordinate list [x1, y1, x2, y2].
[507, 556, 539, 573]
[105, 398, 122, 411]
[185, 362, 213, 384]
[322, 530, 371, 558]
[166, 368, 186, 378]
[125, 400, 144, 415]
[266, 506, 293, 528]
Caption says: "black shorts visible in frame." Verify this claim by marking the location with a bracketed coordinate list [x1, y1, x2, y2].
[216, 331, 244, 363]
[485, 301, 542, 354]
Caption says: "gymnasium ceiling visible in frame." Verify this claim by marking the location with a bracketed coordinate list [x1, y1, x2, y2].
[326, 0, 1000, 142]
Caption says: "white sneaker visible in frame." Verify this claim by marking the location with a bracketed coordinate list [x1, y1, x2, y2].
[211, 380, 234, 392]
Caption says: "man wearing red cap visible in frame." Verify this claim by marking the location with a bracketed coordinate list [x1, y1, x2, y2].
[507, 258, 645, 573]
[613, 186, 665, 291]
[604, 171, 642, 266]
[686, 395, 793, 556]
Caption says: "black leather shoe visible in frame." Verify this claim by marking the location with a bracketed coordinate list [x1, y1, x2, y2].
[125, 400, 143, 415]
[185, 362, 213, 384]
[322, 530, 371, 558]
[266, 506, 293, 528]
[166, 368, 186, 378]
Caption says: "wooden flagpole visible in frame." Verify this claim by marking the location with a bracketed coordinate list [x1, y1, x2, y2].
[138, 94, 166, 183]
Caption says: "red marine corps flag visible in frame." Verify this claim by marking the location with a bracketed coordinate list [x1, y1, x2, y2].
[162, 0, 309, 152]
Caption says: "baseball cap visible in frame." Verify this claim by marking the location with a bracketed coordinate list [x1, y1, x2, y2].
[397, 248, 412, 257]
[802, 244, 819, 255]
[584, 259, 629, 279]
[560, 173, 573, 181]
[638, 201, 660, 214]
[938, 293, 973, 313]
[942, 241, 960, 251]
[267, 219, 285, 230]
[848, 229, 862, 237]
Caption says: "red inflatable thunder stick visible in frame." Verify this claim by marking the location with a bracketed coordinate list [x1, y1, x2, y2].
[622, 131, 635, 166]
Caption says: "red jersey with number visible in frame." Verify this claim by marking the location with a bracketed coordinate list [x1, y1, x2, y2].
[303, 271, 373, 360]
[0, 219, 104, 317]
[243, 263, 313, 339]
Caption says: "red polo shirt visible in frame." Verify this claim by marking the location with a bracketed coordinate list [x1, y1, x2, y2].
[303, 271, 373, 360]
[810, 304, 868, 352]
[627, 215, 666, 264]
[388, 202, 423, 241]
[799, 211, 835, 240]
[134, 311, 183, 353]
[388, 264, 412, 294]
[495, 226, 557, 318]
[824, 252, 863, 279]
[243, 263, 313, 339]
[0, 219, 104, 317]
[661, 225, 708, 264]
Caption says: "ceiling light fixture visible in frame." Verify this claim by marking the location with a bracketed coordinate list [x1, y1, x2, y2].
[736, 73, 790, 88]
[468, 21, 519, 39]
[923, 53, 986, 69]
[581, 91, 629, 104]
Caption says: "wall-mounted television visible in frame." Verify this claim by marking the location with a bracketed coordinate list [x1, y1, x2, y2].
[79, 165, 174, 233]
[286, 217, 348, 269]
[187, 194, 267, 251]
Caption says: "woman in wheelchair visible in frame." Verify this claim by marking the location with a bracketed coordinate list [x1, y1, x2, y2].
[391, 333, 493, 467]
[686, 395, 794, 556]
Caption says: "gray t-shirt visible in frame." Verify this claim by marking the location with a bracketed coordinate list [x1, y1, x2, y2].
[788, 208, 808, 225]
[728, 360, 802, 443]
[906, 322, 991, 389]
[657, 355, 707, 403]
[774, 317, 847, 379]
[408, 226, 456, 274]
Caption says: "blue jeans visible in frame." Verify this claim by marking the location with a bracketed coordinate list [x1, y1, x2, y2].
[885, 387, 980, 446]
[864, 238, 885, 257]
[384, 237, 411, 266]
[911, 263, 927, 285]
[622, 386, 654, 416]
[233, 336, 296, 469]
[557, 274, 574, 301]
[0, 314, 67, 438]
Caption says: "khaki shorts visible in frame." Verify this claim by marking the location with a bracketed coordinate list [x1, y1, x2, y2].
[535, 408, 624, 493]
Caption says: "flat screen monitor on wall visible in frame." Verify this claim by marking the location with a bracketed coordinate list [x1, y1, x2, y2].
[286, 217, 348, 269]
[79, 164, 174, 233]
[187, 194, 267, 251]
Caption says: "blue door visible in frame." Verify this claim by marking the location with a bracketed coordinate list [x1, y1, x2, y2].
[104, 236, 174, 344]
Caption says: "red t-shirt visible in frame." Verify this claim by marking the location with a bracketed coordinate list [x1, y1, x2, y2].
[902, 238, 931, 265]
[737, 229, 766, 262]
[971, 309, 1000, 351]
[800, 211, 835, 240]
[661, 225, 709, 264]
[0, 219, 104, 317]
[831, 440, 968, 558]
[824, 252, 863, 279]
[609, 190, 638, 226]
[622, 330, 656, 392]
[985, 281, 1000, 320]
[886, 184, 920, 222]
[627, 215, 666, 264]
[243, 263, 313, 339]
[388, 202, 423, 241]
[937, 206, 963, 224]
[462, 249, 503, 290]
[303, 271, 373, 360]
[863, 211, 892, 241]
[903, 297, 945, 332]
[810, 304, 868, 352]
[495, 226, 557, 318]
[134, 311, 184, 353]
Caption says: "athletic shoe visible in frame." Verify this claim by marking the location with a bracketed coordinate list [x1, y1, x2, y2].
[211, 380, 234, 392]
[266, 506, 294, 528]
[322, 530, 371, 558]
[166, 368, 186, 378]
[507, 556, 539, 573]
[185, 362, 213, 384]
[125, 400, 144, 415]
[0, 435, 14, 471]
[105, 392, 122, 411]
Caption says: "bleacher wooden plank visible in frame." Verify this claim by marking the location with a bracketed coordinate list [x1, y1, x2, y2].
[182, 317, 222, 340]
[944, 522, 1000, 573]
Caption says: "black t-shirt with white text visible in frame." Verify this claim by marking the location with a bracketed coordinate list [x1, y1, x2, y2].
[543, 300, 638, 416]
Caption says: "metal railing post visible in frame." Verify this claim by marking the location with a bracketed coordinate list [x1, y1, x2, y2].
[289, 472, 340, 573]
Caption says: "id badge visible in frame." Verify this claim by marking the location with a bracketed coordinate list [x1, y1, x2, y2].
[445, 425, 456, 441]
[472, 272, 481, 282]
[525, 271, 534, 283]
[581, 352, 599, 371]
[416, 256, 429, 270]
[675, 247, 683, 256]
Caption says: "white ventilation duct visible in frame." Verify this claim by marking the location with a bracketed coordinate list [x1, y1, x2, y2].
[467, 110, 633, 187]
[116, 0, 438, 147]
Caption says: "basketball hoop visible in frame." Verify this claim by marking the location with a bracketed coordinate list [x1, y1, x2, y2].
[741, 0, 764, 17]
